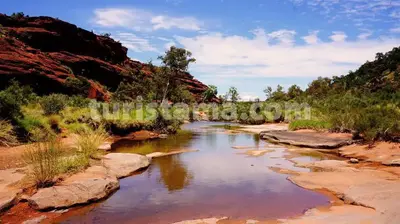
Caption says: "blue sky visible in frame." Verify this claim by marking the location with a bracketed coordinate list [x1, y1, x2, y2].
[3, 0, 400, 100]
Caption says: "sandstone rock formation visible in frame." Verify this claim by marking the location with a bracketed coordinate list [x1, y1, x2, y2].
[0, 14, 218, 102]
[0, 168, 26, 211]
[102, 153, 150, 178]
[28, 166, 119, 210]
[260, 131, 356, 149]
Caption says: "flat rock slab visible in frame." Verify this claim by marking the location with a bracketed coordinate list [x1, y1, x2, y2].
[28, 166, 119, 210]
[102, 153, 150, 178]
[288, 161, 400, 223]
[173, 217, 228, 224]
[146, 149, 198, 158]
[339, 142, 400, 166]
[260, 131, 356, 149]
[281, 205, 377, 224]
[0, 168, 26, 211]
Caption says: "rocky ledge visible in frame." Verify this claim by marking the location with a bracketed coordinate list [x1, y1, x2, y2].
[0, 14, 219, 102]
[28, 153, 150, 210]
[260, 130, 357, 149]
[284, 160, 400, 223]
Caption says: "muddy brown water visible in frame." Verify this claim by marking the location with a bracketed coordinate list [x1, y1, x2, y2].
[58, 122, 331, 224]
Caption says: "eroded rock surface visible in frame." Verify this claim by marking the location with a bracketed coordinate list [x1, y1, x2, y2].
[287, 160, 400, 223]
[28, 166, 119, 210]
[146, 149, 198, 158]
[0, 14, 219, 102]
[260, 131, 356, 149]
[0, 168, 26, 211]
[340, 142, 400, 166]
[102, 153, 150, 178]
[173, 217, 228, 224]
[281, 205, 377, 224]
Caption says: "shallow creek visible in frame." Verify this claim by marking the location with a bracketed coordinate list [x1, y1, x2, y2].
[58, 122, 333, 223]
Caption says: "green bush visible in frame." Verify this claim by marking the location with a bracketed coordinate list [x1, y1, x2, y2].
[40, 94, 68, 115]
[289, 120, 332, 131]
[0, 80, 35, 120]
[67, 95, 91, 108]
[65, 77, 91, 96]
[17, 115, 55, 142]
[353, 105, 400, 141]
[74, 127, 109, 159]
[0, 120, 17, 146]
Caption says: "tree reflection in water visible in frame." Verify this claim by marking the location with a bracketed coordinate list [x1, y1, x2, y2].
[153, 155, 193, 191]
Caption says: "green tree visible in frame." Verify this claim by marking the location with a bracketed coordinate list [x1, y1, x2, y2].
[157, 46, 196, 103]
[202, 85, 218, 102]
[271, 85, 287, 101]
[287, 85, 303, 99]
[225, 87, 240, 102]
[263, 86, 273, 99]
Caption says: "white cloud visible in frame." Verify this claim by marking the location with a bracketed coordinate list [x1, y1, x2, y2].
[302, 30, 320, 44]
[391, 11, 400, 19]
[151, 15, 202, 31]
[240, 92, 260, 101]
[175, 29, 400, 78]
[92, 8, 203, 31]
[112, 32, 158, 52]
[330, 31, 347, 42]
[289, 0, 400, 28]
[390, 27, 400, 33]
[358, 31, 373, 40]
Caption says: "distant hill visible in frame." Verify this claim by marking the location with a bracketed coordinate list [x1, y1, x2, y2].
[0, 13, 218, 102]
[332, 46, 400, 92]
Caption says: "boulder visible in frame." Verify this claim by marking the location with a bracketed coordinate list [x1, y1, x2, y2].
[102, 153, 150, 178]
[350, 158, 359, 164]
[28, 166, 119, 210]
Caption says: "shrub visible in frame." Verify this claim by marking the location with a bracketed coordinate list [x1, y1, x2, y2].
[0, 80, 35, 120]
[17, 115, 55, 142]
[59, 154, 89, 174]
[354, 105, 400, 141]
[289, 120, 332, 131]
[65, 77, 91, 96]
[23, 140, 63, 188]
[0, 120, 17, 146]
[75, 126, 108, 159]
[40, 94, 67, 115]
[10, 12, 25, 19]
[67, 95, 91, 108]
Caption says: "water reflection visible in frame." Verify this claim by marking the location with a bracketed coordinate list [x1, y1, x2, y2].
[152, 156, 193, 192]
[60, 122, 330, 224]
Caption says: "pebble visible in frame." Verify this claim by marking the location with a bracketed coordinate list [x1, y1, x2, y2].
[350, 158, 359, 164]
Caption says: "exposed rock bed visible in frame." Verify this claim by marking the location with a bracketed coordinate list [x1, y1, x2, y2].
[339, 142, 400, 166]
[0, 168, 26, 211]
[28, 166, 119, 210]
[146, 149, 198, 158]
[0, 14, 219, 102]
[28, 153, 151, 210]
[286, 160, 400, 223]
[260, 131, 357, 149]
[102, 153, 150, 178]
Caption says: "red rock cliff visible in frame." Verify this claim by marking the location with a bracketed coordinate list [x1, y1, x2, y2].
[0, 14, 218, 102]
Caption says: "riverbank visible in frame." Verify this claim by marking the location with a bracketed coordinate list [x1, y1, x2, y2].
[1, 123, 400, 223]
[161, 124, 400, 224]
